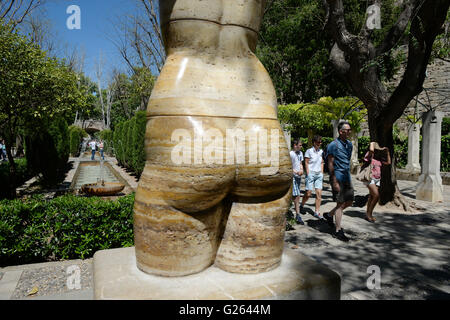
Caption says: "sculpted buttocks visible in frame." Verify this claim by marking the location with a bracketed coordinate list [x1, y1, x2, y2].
[133, 0, 292, 276]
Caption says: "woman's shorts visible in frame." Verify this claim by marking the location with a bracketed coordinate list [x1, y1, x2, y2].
[364, 178, 381, 187]
[305, 171, 323, 191]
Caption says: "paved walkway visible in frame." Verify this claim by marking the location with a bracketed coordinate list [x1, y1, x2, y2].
[1, 175, 449, 300]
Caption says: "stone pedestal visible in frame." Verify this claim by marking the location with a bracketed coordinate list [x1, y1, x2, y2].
[405, 122, 421, 173]
[416, 111, 443, 202]
[93, 247, 341, 300]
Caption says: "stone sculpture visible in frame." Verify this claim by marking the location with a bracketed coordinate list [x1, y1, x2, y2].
[133, 0, 292, 277]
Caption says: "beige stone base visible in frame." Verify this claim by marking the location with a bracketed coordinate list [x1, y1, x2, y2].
[93, 247, 340, 300]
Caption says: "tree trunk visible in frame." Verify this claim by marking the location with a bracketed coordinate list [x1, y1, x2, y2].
[369, 105, 410, 211]
[14, 135, 25, 158]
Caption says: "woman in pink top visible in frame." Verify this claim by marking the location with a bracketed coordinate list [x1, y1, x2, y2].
[363, 142, 391, 222]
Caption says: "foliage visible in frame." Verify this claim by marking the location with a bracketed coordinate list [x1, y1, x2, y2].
[257, 0, 353, 103]
[0, 159, 32, 199]
[431, 10, 450, 61]
[0, 193, 135, 266]
[113, 122, 125, 166]
[0, 22, 88, 197]
[279, 96, 367, 144]
[108, 68, 156, 130]
[317, 96, 367, 133]
[68, 125, 88, 157]
[257, 0, 405, 104]
[111, 112, 147, 177]
[99, 129, 114, 155]
[442, 135, 450, 172]
[25, 117, 70, 187]
[358, 136, 370, 162]
[279, 103, 331, 142]
[131, 111, 147, 176]
[442, 118, 450, 136]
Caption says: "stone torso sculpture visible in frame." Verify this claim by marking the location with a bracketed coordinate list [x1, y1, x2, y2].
[133, 0, 292, 276]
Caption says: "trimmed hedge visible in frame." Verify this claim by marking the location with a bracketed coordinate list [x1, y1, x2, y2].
[25, 117, 70, 187]
[112, 112, 147, 177]
[68, 125, 88, 157]
[0, 193, 135, 266]
[99, 129, 113, 155]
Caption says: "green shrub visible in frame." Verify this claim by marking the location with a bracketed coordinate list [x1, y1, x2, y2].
[25, 117, 70, 187]
[442, 117, 450, 135]
[113, 122, 124, 166]
[68, 125, 87, 157]
[126, 118, 136, 167]
[358, 136, 370, 162]
[99, 129, 114, 154]
[111, 113, 147, 176]
[442, 135, 449, 172]
[0, 193, 135, 266]
[132, 111, 147, 176]
[0, 159, 33, 199]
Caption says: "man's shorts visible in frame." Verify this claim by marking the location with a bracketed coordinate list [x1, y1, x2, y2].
[292, 176, 302, 197]
[305, 171, 323, 191]
[332, 179, 354, 203]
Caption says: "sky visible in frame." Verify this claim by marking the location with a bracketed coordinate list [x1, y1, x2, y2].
[38, 0, 137, 83]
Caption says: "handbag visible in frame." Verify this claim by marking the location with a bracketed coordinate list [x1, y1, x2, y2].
[356, 162, 372, 182]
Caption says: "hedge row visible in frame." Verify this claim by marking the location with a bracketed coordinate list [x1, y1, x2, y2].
[0, 193, 135, 266]
[112, 111, 147, 177]
[25, 117, 70, 187]
[68, 125, 88, 157]
[98, 129, 113, 155]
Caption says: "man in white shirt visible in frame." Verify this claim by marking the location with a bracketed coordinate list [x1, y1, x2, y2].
[89, 139, 96, 160]
[301, 135, 325, 219]
[289, 139, 304, 225]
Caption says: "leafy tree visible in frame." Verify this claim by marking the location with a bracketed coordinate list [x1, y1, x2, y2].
[278, 103, 331, 143]
[317, 96, 367, 133]
[258, 0, 394, 104]
[0, 22, 87, 197]
[323, 0, 450, 209]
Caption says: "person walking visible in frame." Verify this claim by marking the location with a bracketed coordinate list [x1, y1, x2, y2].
[98, 140, 105, 160]
[290, 139, 304, 225]
[300, 135, 324, 219]
[323, 121, 354, 241]
[363, 142, 391, 222]
[89, 139, 96, 160]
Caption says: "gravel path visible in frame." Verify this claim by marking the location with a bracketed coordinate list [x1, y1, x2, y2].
[10, 260, 92, 299]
